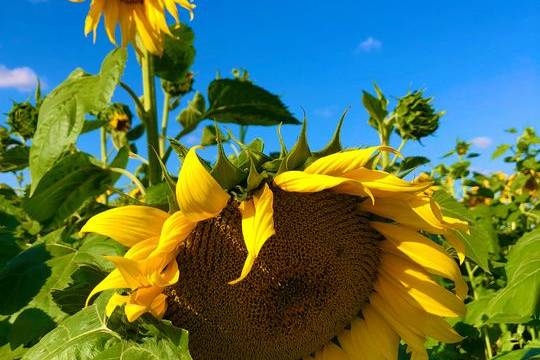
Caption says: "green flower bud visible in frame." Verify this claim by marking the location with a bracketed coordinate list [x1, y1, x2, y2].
[162, 72, 194, 97]
[394, 90, 443, 141]
[98, 103, 132, 132]
[0, 126, 10, 152]
[456, 140, 470, 156]
[7, 101, 39, 139]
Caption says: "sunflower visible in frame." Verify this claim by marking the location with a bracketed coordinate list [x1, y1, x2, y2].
[82, 128, 469, 360]
[71, 0, 196, 55]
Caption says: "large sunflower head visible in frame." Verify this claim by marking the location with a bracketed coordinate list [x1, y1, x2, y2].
[82, 122, 469, 360]
[71, 0, 195, 55]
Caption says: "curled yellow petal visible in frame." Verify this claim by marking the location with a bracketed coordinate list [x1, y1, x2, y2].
[105, 292, 129, 317]
[86, 269, 128, 306]
[304, 146, 399, 176]
[80, 205, 169, 247]
[344, 168, 432, 198]
[177, 146, 230, 222]
[151, 211, 197, 259]
[230, 184, 275, 284]
[274, 171, 373, 202]
[445, 230, 466, 264]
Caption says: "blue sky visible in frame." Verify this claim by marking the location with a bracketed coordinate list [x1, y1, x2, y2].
[1, 0, 539, 184]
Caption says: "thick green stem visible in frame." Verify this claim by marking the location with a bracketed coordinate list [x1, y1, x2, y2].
[239, 125, 248, 143]
[159, 91, 171, 157]
[465, 260, 494, 359]
[141, 50, 161, 185]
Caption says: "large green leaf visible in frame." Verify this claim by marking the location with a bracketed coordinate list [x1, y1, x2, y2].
[23, 295, 191, 360]
[29, 49, 126, 194]
[178, 91, 206, 137]
[153, 25, 195, 82]
[484, 229, 540, 323]
[433, 190, 491, 271]
[205, 79, 300, 126]
[24, 153, 111, 225]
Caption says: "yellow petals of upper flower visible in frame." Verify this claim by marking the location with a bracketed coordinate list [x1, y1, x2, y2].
[80, 205, 169, 247]
[304, 146, 399, 176]
[72, 0, 196, 55]
[230, 184, 275, 285]
[177, 146, 230, 222]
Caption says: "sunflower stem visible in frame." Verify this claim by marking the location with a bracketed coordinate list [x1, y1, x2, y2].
[465, 260, 493, 359]
[141, 50, 161, 185]
[100, 127, 109, 205]
[389, 138, 407, 167]
[159, 90, 171, 157]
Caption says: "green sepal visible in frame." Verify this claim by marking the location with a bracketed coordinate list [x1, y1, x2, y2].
[277, 117, 311, 174]
[168, 138, 189, 161]
[211, 135, 246, 190]
[246, 153, 267, 192]
[313, 108, 347, 158]
[151, 148, 178, 213]
[277, 123, 288, 157]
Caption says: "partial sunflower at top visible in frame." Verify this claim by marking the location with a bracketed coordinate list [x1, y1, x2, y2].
[71, 0, 195, 55]
[81, 120, 469, 360]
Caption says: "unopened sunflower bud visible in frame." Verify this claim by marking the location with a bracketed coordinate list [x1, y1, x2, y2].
[0, 126, 9, 152]
[162, 72, 194, 97]
[394, 90, 443, 141]
[456, 140, 470, 156]
[7, 101, 39, 139]
[99, 103, 132, 132]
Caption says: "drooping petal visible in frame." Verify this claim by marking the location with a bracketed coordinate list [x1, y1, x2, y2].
[348, 318, 381, 359]
[230, 184, 275, 284]
[445, 230, 466, 264]
[372, 222, 467, 299]
[274, 171, 373, 201]
[310, 342, 349, 360]
[103, 0, 119, 44]
[304, 146, 398, 176]
[106, 255, 179, 289]
[86, 269, 128, 306]
[343, 168, 432, 198]
[124, 286, 164, 322]
[81, 205, 169, 247]
[380, 253, 465, 317]
[150, 211, 197, 259]
[105, 292, 129, 317]
[177, 146, 230, 222]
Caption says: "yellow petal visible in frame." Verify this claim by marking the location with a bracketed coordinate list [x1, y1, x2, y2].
[86, 269, 128, 306]
[177, 146, 230, 222]
[380, 253, 465, 318]
[125, 303, 147, 322]
[124, 286, 164, 322]
[445, 231, 466, 264]
[125, 237, 159, 260]
[151, 211, 197, 259]
[375, 276, 464, 343]
[103, 0, 119, 44]
[304, 146, 398, 176]
[349, 318, 381, 360]
[362, 304, 400, 360]
[150, 293, 168, 319]
[338, 323, 366, 360]
[312, 342, 349, 360]
[362, 195, 446, 234]
[81, 205, 169, 247]
[343, 168, 432, 198]
[230, 184, 275, 284]
[106, 255, 179, 289]
[274, 171, 373, 201]
[105, 292, 128, 317]
[373, 222, 467, 299]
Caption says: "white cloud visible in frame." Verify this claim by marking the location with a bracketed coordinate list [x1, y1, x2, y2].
[471, 136, 493, 149]
[356, 37, 382, 53]
[0, 65, 39, 91]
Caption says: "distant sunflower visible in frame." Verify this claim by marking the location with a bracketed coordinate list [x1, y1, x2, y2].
[71, 0, 195, 55]
[83, 142, 468, 360]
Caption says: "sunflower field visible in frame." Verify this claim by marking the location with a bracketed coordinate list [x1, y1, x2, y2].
[0, 1, 539, 360]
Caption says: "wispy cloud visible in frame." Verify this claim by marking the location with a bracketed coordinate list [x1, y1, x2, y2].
[0, 65, 39, 91]
[356, 37, 382, 53]
[471, 136, 493, 149]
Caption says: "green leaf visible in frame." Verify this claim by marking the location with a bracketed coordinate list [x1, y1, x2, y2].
[492, 144, 512, 159]
[200, 125, 229, 146]
[153, 24, 195, 82]
[484, 229, 540, 323]
[30, 49, 126, 194]
[492, 346, 540, 359]
[0, 233, 21, 270]
[9, 308, 56, 348]
[0, 146, 29, 173]
[206, 79, 300, 126]
[24, 153, 111, 225]
[398, 156, 430, 176]
[178, 92, 206, 137]
[23, 295, 191, 360]
[81, 120, 108, 134]
[362, 90, 387, 128]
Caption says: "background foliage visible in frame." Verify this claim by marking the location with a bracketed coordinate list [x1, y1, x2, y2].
[0, 22, 539, 360]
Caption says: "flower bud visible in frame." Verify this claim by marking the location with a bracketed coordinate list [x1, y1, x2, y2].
[394, 91, 443, 141]
[162, 72, 194, 97]
[99, 103, 132, 132]
[7, 101, 39, 139]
